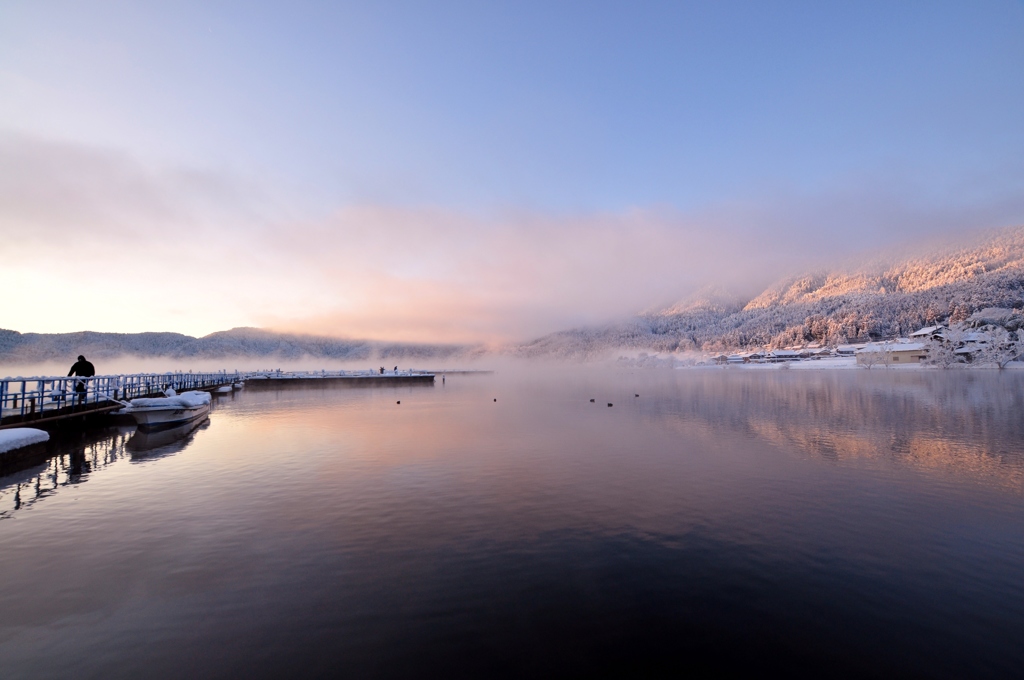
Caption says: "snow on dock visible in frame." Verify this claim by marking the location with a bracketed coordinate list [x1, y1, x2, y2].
[128, 391, 213, 409]
[0, 428, 49, 454]
[0, 371, 237, 430]
[0, 369, 436, 434]
[243, 370, 435, 389]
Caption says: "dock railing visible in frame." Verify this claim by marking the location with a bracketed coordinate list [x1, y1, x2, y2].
[0, 371, 240, 421]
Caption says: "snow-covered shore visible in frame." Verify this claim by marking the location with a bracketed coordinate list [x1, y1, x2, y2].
[616, 350, 1024, 370]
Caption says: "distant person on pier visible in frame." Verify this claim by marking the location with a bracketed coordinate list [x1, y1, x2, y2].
[68, 355, 95, 403]
[394, 366, 398, 374]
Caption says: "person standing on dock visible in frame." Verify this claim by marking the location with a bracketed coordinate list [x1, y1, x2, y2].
[68, 355, 95, 404]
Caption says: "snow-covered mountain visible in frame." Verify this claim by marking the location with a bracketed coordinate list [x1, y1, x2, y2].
[0, 326, 479, 365]
[517, 226, 1024, 357]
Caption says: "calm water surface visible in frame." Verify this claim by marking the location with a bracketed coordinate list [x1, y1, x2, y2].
[1, 368, 1022, 678]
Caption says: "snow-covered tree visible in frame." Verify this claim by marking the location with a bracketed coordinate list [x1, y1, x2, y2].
[976, 328, 1024, 369]
[516, 225, 1024, 359]
[858, 343, 892, 370]
[925, 327, 966, 369]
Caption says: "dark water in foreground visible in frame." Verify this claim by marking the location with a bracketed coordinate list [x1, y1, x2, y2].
[1, 368, 1023, 679]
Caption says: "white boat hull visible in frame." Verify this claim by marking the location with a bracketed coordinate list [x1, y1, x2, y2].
[129, 402, 211, 429]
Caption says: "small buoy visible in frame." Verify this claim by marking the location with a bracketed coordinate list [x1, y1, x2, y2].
[589, 398, 595, 403]
[635, 394, 639, 397]
[493, 398, 497, 402]
[607, 403, 613, 407]
[396, 401, 401, 404]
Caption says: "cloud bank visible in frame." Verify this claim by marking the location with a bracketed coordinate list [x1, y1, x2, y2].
[3, 133, 1024, 343]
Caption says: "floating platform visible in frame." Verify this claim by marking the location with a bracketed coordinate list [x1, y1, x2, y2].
[0, 372, 236, 432]
[1, 370, 438, 436]
[244, 373, 435, 389]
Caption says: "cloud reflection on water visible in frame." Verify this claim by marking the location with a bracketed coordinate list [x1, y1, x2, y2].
[0, 369, 1023, 677]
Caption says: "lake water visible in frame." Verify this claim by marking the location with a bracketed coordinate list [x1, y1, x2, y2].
[1, 367, 1023, 678]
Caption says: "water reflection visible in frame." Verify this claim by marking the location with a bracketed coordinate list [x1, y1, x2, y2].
[0, 369, 1021, 678]
[0, 417, 210, 519]
[128, 417, 210, 461]
[633, 371, 1024, 490]
[0, 429, 129, 519]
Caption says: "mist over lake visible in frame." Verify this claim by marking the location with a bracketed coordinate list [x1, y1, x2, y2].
[1, 367, 1022, 678]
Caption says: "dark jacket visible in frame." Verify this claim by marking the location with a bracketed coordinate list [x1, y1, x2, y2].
[68, 360, 95, 378]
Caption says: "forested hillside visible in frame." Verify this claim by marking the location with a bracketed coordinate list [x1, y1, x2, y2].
[518, 226, 1024, 357]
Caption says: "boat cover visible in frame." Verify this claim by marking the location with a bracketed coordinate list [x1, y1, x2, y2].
[129, 391, 212, 409]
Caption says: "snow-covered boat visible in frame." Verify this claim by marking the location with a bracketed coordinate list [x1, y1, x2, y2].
[126, 390, 212, 429]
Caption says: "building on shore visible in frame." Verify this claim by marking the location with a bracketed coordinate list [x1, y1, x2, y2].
[855, 341, 929, 366]
[837, 343, 868, 356]
[910, 325, 947, 340]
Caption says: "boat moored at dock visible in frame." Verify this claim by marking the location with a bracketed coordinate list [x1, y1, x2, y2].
[125, 391, 212, 429]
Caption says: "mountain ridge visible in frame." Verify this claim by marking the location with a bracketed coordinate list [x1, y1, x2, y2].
[517, 225, 1024, 358]
[0, 326, 481, 365]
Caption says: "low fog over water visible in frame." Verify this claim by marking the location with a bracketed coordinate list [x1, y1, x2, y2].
[0, 355, 498, 381]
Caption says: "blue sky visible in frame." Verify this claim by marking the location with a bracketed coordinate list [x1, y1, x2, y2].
[2, 1, 1023, 340]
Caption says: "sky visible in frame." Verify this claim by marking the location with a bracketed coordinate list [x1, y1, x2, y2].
[2, 1, 1023, 344]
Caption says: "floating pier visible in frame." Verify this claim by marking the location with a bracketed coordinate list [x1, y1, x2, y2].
[0, 370, 435, 432]
[0, 372, 239, 431]
[245, 370, 435, 389]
